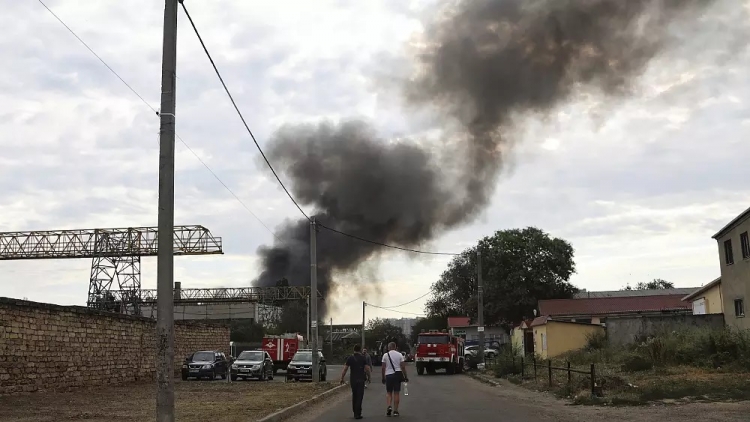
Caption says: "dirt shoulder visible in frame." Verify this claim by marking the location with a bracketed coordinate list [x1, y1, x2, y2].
[465, 372, 750, 422]
[0, 379, 337, 422]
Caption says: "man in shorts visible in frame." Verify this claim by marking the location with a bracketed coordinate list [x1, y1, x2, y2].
[381, 342, 408, 417]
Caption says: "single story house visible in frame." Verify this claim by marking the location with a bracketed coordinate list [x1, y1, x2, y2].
[682, 277, 723, 315]
[448, 316, 509, 346]
[530, 316, 605, 359]
[511, 319, 535, 356]
[538, 293, 692, 326]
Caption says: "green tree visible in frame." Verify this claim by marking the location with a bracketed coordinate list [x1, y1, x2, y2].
[230, 319, 266, 342]
[622, 278, 674, 290]
[410, 315, 447, 345]
[426, 227, 577, 327]
[365, 318, 408, 351]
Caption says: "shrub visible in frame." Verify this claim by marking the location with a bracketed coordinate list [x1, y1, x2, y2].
[585, 331, 608, 351]
[620, 354, 652, 372]
[494, 357, 523, 377]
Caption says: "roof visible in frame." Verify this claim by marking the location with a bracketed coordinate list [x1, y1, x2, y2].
[573, 288, 698, 298]
[514, 319, 534, 330]
[529, 316, 602, 328]
[712, 205, 750, 239]
[447, 317, 471, 328]
[682, 277, 721, 302]
[529, 316, 549, 327]
[538, 295, 690, 317]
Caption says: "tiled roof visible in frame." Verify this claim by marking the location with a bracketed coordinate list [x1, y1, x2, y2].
[447, 316, 471, 327]
[538, 295, 690, 317]
[682, 277, 721, 302]
[573, 288, 698, 298]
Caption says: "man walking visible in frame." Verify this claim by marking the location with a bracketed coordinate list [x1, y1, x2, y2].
[381, 342, 408, 417]
[362, 348, 372, 387]
[340, 344, 370, 420]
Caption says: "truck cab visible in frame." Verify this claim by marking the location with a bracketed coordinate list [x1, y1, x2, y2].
[415, 329, 465, 375]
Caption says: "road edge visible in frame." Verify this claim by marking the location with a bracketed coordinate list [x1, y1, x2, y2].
[464, 371, 502, 387]
[257, 383, 349, 422]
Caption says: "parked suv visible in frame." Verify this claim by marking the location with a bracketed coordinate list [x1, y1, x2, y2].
[181, 350, 228, 380]
[230, 350, 274, 381]
[286, 349, 326, 382]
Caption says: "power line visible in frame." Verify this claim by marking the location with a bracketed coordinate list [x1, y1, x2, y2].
[36, 0, 278, 241]
[366, 303, 425, 316]
[376, 291, 431, 309]
[179, 3, 462, 257]
[318, 223, 459, 256]
[179, 1, 310, 221]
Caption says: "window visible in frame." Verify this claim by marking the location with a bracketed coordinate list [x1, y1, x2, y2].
[541, 333, 547, 351]
[741, 232, 750, 259]
[724, 239, 735, 265]
[735, 299, 745, 317]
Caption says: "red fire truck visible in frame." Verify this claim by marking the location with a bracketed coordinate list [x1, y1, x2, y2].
[262, 333, 304, 374]
[414, 329, 465, 375]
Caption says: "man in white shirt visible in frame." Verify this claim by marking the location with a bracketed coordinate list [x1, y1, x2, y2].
[381, 342, 408, 417]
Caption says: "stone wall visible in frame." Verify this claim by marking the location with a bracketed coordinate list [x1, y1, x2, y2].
[0, 297, 229, 394]
[606, 313, 726, 346]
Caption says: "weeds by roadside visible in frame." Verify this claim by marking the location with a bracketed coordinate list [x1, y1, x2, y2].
[483, 327, 750, 406]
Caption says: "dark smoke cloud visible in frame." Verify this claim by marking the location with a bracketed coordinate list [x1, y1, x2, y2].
[254, 0, 717, 315]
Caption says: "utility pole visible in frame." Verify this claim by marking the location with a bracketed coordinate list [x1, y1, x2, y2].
[310, 218, 319, 382]
[477, 250, 485, 364]
[306, 295, 310, 345]
[330, 318, 333, 359]
[361, 302, 366, 351]
[156, 1, 178, 421]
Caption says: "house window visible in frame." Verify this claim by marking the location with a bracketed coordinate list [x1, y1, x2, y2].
[724, 239, 735, 265]
[541, 333, 547, 351]
[741, 232, 750, 259]
[735, 299, 745, 317]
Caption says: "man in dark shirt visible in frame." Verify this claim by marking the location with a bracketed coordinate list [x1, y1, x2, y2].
[340, 344, 370, 419]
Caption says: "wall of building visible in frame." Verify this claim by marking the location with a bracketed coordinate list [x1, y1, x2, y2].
[0, 298, 229, 395]
[511, 327, 524, 355]
[532, 325, 548, 359]
[691, 283, 724, 314]
[546, 322, 604, 359]
[606, 314, 725, 346]
[717, 218, 750, 329]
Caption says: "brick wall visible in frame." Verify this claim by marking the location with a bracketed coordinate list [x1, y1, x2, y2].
[0, 297, 229, 394]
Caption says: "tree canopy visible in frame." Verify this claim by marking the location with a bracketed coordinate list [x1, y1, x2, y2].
[365, 318, 409, 351]
[409, 315, 447, 345]
[425, 227, 577, 328]
[622, 278, 674, 291]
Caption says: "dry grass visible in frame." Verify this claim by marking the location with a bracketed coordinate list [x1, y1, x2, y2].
[0, 379, 338, 422]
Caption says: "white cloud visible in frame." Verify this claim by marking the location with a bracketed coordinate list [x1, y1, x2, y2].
[0, 0, 749, 326]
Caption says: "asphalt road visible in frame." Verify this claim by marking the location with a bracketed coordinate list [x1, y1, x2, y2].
[292, 363, 569, 422]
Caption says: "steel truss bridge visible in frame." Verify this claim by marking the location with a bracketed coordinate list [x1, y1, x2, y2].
[103, 285, 323, 325]
[0, 225, 223, 314]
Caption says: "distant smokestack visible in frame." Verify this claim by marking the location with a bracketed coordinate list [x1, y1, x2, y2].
[254, 0, 718, 316]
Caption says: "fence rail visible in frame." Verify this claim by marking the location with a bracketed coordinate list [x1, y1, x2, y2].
[483, 355, 597, 395]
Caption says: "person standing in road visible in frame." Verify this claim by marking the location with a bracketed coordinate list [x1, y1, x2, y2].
[362, 348, 373, 387]
[381, 342, 408, 417]
[340, 344, 370, 420]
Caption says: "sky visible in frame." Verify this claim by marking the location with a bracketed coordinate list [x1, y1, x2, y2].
[1, 0, 749, 325]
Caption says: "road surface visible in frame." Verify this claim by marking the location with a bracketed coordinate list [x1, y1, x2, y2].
[293, 364, 567, 421]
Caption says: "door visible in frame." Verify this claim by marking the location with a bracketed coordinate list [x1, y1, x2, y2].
[693, 298, 707, 315]
[523, 331, 534, 355]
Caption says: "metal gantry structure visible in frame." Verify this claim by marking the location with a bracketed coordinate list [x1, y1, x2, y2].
[0, 225, 223, 314]
[103, 285, 323, 325]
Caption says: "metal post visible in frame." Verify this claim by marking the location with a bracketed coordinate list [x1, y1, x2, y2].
[361, 302, 366, 351]
[521, 357, 525, 378]
[567, 361, 571, 385]
[310, 218, 319, 382]
[330, 318, 333, 359]
[590, 363, 596, 396]
[306, 295, 310, 345]
[548, 359, 552, 387]
[477, 250, 485, 363]
[156, 1, 178, 421]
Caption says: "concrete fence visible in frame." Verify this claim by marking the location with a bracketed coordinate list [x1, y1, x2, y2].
[605, 313, 725, 346]
[0, 297, 229, 394]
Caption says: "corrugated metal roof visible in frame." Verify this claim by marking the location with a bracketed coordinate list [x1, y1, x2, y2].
[573, 288, 698, 299]
[539, 294, 690, 316]
[682, 277, 721, 302]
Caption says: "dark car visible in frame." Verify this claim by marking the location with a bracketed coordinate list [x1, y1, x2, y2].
[230, 350, 274, 381]
[181, 350, 229, 380]
[286, 349, 326, 382]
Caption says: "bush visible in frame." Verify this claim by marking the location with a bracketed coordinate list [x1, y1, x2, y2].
[494, 358, 522, 377]
[585, 331, 608, 351]
[620, 354, 653, 372]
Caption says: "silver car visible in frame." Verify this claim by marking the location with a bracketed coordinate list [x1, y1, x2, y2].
[230, 350, 274, 381]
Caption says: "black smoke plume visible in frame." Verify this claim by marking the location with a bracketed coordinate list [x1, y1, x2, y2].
[254, 0, 716, 314]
